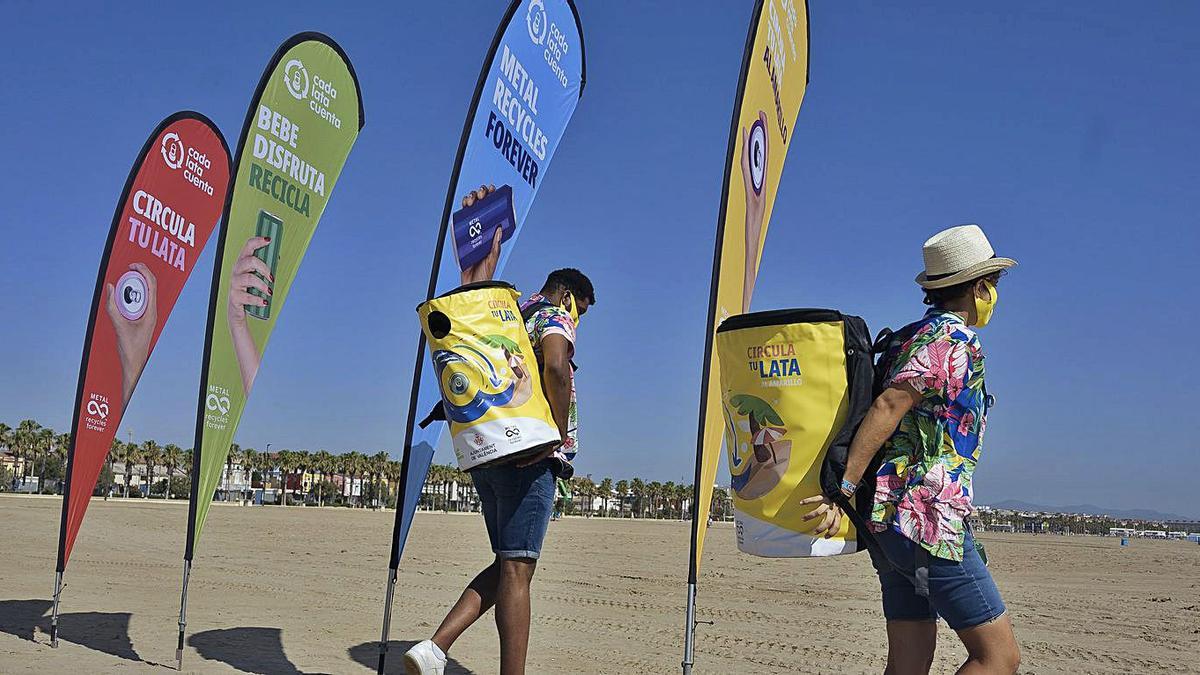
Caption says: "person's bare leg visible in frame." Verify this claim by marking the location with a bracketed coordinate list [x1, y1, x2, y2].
[430, 559, 501, 653]
[495, 557, 538, 675]
[955, 613, 1020, 675]
[884, 620, 937, 675]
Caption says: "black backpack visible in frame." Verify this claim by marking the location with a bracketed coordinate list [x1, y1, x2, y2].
[819, 318, 933, 592]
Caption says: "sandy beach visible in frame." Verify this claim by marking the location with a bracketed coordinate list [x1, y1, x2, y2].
[0, 494, 1196, 673]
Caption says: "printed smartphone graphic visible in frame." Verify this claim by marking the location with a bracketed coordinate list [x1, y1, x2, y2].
[246, 210, 282, 320]
[452, 185, 516, 271]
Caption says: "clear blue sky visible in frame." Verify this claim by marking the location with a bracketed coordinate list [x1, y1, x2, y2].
[2, 2, 1197, 517]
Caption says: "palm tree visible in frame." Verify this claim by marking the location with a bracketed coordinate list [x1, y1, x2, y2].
[345, 452, 368, 507]
[109, 440, 131, 497]
[597, 478, 613, 517]
[225, 443, 242, 502]
[276, 450, 296, 506]
[370, 452, 389, 510]
[384, 460, 403, 509]
[140, 440, 160, 497]
[15, 420, 41, 488]
[311, 450, 332, 507]
[630, 478, 645, 518]
[294, 450, 312, 504]
[35, 427, 55, 492]
[161, 444, 183, 499]
[615, 480, 629, 518]
[241, 448, 258, 505]
[574, 475, 595, 517]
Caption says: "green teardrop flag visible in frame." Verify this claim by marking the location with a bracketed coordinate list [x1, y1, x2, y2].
[186, 33, 363, 558]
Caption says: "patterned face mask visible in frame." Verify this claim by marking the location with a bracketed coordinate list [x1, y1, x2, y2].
[973, 280, 998, 327]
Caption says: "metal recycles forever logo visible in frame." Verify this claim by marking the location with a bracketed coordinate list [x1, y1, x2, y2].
[206, 393, 231, 415]
[86, 399, 109, 419]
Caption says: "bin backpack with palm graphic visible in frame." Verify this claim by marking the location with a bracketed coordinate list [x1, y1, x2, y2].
[715, 309, 873, 557]
[417, 281, 560, 470]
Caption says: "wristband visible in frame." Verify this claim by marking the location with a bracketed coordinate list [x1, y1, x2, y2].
[839, 479, 859, 496]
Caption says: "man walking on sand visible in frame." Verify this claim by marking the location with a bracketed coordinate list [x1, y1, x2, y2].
[803, 225, 1022, 674]
[404, 269, 594, 675]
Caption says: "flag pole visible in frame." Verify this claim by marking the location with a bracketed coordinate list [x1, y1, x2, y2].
[682, 2, 764, 672]
[375, 3, 523, 673]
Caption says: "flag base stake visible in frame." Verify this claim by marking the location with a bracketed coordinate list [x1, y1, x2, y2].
[176, 559, 192, 670]
[682, 582, 696, 674]
[49, 571, 63, 648]
[377, 567, 398, 674]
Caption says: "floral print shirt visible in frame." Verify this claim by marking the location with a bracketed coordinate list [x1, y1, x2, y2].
[520, 294, 578, 464]
[870, 309, 988, 561]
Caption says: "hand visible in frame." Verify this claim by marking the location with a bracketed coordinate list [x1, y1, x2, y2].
[227, 235, 270, 393]
[227, 236, 273, 325]
[740, 110, 769, 313]
[105, 262, 157, 410]
[799, 494, 844, 539]
[459, 185, 503, 284]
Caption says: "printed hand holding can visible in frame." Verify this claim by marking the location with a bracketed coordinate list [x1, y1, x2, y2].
[740, 110, 769, 313]
[104, 262, 157, 411]
[226, 234, 272, 393]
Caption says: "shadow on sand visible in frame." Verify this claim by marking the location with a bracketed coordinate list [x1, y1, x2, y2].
[0, 598, 143, 663]
[347, 640, 476, 674]
[189, 626, 306, 675]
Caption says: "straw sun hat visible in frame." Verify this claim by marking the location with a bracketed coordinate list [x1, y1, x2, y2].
[916, 224, 1017, 289]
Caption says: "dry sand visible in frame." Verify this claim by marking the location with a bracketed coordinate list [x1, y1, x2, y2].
[0, 494, 1197, 673]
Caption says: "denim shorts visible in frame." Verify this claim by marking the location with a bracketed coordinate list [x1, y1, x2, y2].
[867, 526, 1007, 631]
[470, 459, 556, 560]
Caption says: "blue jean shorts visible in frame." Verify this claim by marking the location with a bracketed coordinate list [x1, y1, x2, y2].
[470, 459, 556, 560]
[868, 526, 1007, 631]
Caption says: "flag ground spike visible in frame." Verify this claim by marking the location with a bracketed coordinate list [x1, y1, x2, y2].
[49, 571, 63, 647]
[682, 581, 696, 674]
[176, 559, 191, 670]
[377, 567, 398, 674]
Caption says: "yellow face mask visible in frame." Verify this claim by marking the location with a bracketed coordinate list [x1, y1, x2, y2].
[563, 293, 581, 328]
[973, 280, 998, 328]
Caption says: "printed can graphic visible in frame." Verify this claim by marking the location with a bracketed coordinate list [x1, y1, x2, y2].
[715, 310, 857, 557]
[418, 281, 560, 470]
[115, 270, 149, 321]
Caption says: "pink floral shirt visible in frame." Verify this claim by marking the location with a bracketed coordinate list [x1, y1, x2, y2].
[870, 310, 988, 561]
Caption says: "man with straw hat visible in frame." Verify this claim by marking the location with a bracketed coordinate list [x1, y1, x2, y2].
[802, 224, 1022, 674]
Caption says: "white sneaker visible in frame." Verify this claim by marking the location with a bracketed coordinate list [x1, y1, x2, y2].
[403, 640, 447, 675]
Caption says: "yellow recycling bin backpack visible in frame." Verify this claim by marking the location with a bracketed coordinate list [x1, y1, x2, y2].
[716, 308, 874, 557]
[417, 281, 561, 470]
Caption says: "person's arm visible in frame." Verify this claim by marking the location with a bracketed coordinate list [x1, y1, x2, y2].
[517, 332, 573, 467]
[799, 383, 919, 536]
[841, 384, 920, 487]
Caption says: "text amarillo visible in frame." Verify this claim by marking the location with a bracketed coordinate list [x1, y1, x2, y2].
[248, 104, 326, 217]
[128, 189, 197, 271]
